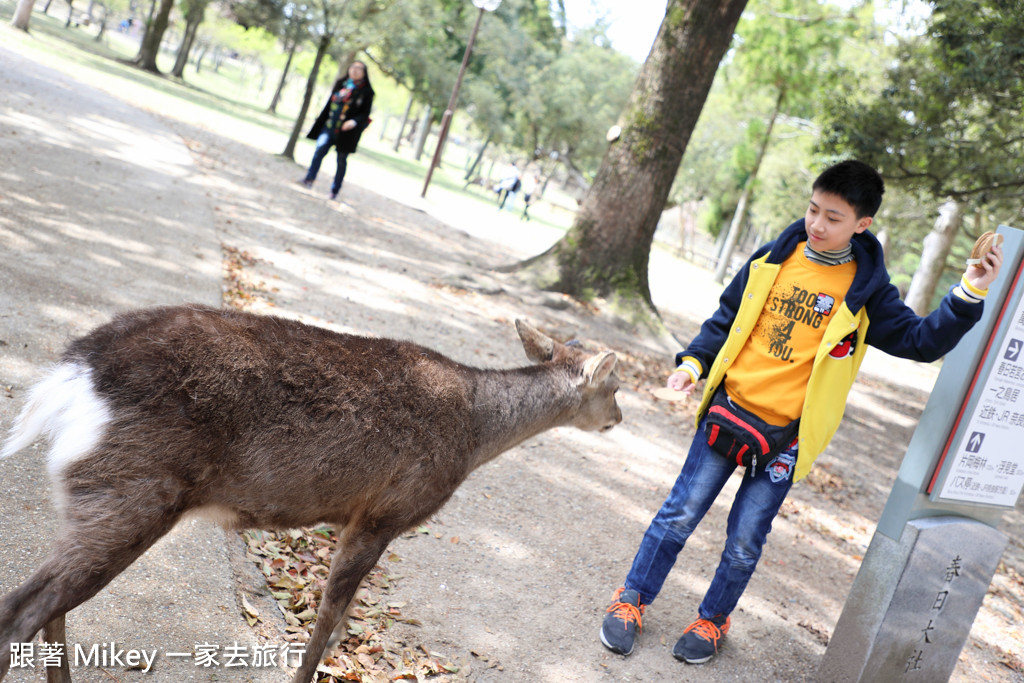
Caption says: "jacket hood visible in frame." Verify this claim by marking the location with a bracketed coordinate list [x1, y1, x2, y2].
[765, 218, 890, 314]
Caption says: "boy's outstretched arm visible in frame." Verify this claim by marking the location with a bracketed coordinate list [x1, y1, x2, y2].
[866, 243, 1004, 361]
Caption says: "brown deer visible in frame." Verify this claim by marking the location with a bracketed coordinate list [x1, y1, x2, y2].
[0, 304, 621, 683]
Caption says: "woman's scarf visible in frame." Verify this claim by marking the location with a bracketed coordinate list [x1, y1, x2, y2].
[327, 78, 365, 134]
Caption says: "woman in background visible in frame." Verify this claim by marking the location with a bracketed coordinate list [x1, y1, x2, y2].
[300, 61, 374, 200]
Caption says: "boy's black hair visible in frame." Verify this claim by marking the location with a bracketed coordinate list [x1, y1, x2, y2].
[812, 160, 885, 219]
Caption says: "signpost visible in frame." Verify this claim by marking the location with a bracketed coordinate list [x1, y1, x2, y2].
[818, 225, 1023, 682]
[931, 302, 1024, 507]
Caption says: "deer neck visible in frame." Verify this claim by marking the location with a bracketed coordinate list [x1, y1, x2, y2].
[468, 365, 575, 471]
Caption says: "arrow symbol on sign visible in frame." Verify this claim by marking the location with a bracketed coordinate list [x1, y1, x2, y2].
[966, 431, 984, 453]
[1006, 338, 1023, 362]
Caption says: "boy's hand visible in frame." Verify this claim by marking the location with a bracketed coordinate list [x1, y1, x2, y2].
[666, 371, 697, 397]
[964, 244, 1004, 291]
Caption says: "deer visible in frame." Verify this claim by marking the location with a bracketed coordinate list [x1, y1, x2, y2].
[0, 304, 621, 683]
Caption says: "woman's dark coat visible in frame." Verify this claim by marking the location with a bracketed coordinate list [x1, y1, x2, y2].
[306, 78, 374, 155]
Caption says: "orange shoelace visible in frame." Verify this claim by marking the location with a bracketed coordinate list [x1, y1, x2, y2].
[606, 588, 645, 630]
[683, 617, 730, 647]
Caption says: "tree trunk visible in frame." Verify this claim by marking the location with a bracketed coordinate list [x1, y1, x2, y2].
[134, 0, 174, 73]
[194, 40, 209, 73]
[143, 0, 156, 30]
[876, 227, 890, 266]
[65, 0, 74, 28]
[171, 15, 202, 78]
[42, 0, 53, 15]
[267, 37, 297, 114]
[464, 134, 491, 181]
[512, 0, 749, 314]
[282, 34, 331, 161]
[713, 87, 784, 283]
[413, 105, 432, 161]
[905, 199, 963, 315]
[392, 93, 415, 152]
[11, 0, 33, 30]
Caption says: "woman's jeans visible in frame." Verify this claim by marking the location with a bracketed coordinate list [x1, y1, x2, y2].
[624, 417, 796, 619]
[305, 132, 349, 194]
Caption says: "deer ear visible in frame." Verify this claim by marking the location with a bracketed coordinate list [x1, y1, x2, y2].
[582, 351, 617, 386]
[516, 319, 556, 363]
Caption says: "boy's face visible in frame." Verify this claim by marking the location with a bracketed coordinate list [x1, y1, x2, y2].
[805, 190, 873, 252]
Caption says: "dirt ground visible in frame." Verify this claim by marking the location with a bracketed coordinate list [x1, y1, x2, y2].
[1, 27, 1022, 683]
[191, 134, 1024, 683]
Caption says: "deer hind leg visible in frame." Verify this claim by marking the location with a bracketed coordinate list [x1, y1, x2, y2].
[0, 495, 181, 682]
[43, 616, 71, 683]
[288, 528, 395, 683]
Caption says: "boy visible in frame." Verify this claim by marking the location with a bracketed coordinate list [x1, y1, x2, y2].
[599, 160, 1003, 664]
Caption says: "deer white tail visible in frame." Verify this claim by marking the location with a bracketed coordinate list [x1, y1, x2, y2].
[1, 362, 112, 476]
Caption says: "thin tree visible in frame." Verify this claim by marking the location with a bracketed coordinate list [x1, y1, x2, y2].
[230, 0, 314, 113]
[712, 0, 851, 283]
[511, 0, 749, 330]
[171, 0, 211, 78]
[11, 0, 33, 30]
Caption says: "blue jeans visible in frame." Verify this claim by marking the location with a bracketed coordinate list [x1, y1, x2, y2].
[305, 132, 349, 194]
[624, 417, 796, 619]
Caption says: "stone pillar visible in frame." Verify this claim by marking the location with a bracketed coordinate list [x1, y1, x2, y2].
[817, 517, 1006, 682]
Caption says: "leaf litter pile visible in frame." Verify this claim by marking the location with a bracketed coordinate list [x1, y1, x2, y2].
[223, 245, 470, 681]
[242, 526, 465, 682]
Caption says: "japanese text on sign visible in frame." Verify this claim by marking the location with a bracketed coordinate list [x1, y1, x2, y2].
[938, 307, 1024, 506]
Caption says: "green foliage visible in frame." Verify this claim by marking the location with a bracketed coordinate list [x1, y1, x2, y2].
[814, 0, 1023, 303]
[729, 0, 854, 116]
[820, 0, 1024, 210]
[512, 27, 635, 174]
[674, 0, 863, 244]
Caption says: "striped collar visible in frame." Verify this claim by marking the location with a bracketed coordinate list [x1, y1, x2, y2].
[804, 242, 854, 265]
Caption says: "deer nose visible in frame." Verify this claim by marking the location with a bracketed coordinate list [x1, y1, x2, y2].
[601, 405, 623, 431]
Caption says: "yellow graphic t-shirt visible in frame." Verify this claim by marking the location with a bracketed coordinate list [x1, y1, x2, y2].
[724, 249, 857, 426]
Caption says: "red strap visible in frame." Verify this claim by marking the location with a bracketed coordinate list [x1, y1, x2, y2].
[708, 406, 771, 454]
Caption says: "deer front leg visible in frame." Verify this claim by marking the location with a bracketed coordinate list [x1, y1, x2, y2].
[289, 529, 393, 683]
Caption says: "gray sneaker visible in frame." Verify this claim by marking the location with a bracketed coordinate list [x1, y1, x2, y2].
[672, 613, 730, 664]
[599, 588, 644, 656]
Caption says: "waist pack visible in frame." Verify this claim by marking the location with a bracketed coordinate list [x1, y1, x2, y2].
[704, 388, 798, 476]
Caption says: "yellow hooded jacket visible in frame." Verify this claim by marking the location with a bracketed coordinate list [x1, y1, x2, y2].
[678, 219, 984, 482]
